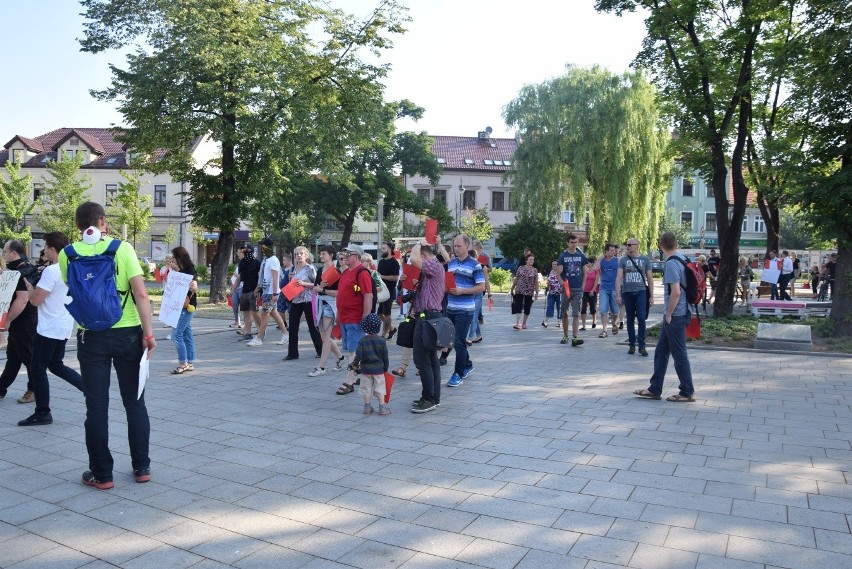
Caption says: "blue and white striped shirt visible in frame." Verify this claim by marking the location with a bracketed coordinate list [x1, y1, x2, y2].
[447, 256, 485, 313]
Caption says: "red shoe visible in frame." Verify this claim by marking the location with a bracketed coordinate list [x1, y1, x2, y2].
[82, 471, 114, 490]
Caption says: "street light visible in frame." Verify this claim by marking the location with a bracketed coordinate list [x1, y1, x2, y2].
[377, 193, 385, 250]
[456, 178, 465, 232]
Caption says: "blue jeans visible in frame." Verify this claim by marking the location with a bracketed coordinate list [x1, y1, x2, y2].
[32, 334, 84, 415]
[231, 286, 241, 322]
[172, 309, 196, 363]
[468, 293, 483, 340]
[413, 312, 443, 404]
[545, 293, 561, 318]
[622, 290, 648, 349]
[447, 310, 473, 376]
[77, 326, 150, 482]
[598, 289, 617, 316]
[648, 313, 694, 397]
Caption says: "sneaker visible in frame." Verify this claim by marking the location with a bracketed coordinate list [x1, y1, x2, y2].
[276, 334, 288, 345]
[334, 356, 346, 371]
[17, 390, 34, 404]
[165, 334, 171, 340]
[447, 373, 463, 387]
[246, 338, 263, 347]
[82, 470, 114, 490]
[571, 337, 584, 347]
[307, 367, 326, 377]
[241, 334, 253, 341]
[638, 347, 648, 357]
[461, 365, 474, 380]
[412, 398, 441, 407]
[439, 356, 448, 366]
[619, 321, 624, 330]
[363, 404, 374, 416]
[134, 468, 152, 483]
[628, 346, 636, 355]
[411, 399, 437, 413]
[592, 323, 597, 329]
[560, 335, 569, 344]
[18, 412, 53, 426]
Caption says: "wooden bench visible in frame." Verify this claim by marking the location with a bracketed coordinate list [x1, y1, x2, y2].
[756, 285, 771, 299]
[751, 300, 807, 319]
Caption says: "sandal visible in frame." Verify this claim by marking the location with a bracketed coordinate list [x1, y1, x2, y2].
[335, 383, 355, 395]
[171, 364, 190, 375]
[391, 367, 407, 378]
[183, 363, 195, 372]
[612, 325, 618, 335]
[599, 331, 608, 338]
[666, 394, 696, 402]
[387, 328, 397, 341]
[633, 389, 661, 400]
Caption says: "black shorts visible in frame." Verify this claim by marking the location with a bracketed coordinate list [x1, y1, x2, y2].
[239, 291, 258, 311]
[378, 298, 393, 316]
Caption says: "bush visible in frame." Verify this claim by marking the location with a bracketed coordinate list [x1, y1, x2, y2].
[489, 268, 511, 292]
[196, 265, 209, 282]
[139, 260, 151, 278]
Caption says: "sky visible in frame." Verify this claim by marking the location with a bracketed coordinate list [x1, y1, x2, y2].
[0, 0, 648, 141]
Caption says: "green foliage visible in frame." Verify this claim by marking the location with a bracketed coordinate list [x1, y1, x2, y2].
[780, 208, 833, 251]
[195, 264, 209, 282]
[383, 208, 402, 239]
[36, 152, 91, 240]
[139, 259, 151, 278]
[108, 169, 152, 251]
[658, 208, 691, 251]
[163, 225, 178, 248]
[460, 207, 493, 243]
[424, 199, 454, 237]
[503, 65, 670, 253]
[0, 162, 36, 243]
[495, 218, 566, 270]
[488, 268, 511, 292]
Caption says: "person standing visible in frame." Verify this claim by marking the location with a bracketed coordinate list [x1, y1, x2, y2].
[616, 238, 654, 356]
[445, 234, 486, 387]
[580, 256, 599, 331]
[468, 240, 490, 343]
[168, 247, 198, 374]
[283, 246, 322, 358]
[557, 233, 587, 346]
[778, 250, 794, 301]
[634, 231, 694, 402]
[376, 242, 400, 339]
[60, 201, 156, 489]
[706, 249, 720, 302]
[410, 241, 447, 413]
[0, 240, 38, 403]
[232, 244, 261, 341]
[510, 252, 539, 329]
[333, 245, 373, 395]
[17, 232, 84, 426]
[541, 260, 562, 328]
[594, 244, 619, 337]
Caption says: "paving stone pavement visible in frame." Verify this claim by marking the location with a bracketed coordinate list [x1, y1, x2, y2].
[0, 295, 850, 569]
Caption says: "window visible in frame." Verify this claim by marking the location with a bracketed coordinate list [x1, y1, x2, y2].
[491, 191, 505, 211]
[105, 183, 118, 205]
[706, 183, 714, 198]
[682, 178, 694, 197]
[742, 215, 749, 232]
[436, 157, 446, 164]
[69, 137, 80, 147]
[433, 189, 447, 204]
[322, 217, 342, 231]
[754, 214, 765, 233]
[462, 189, 476, 209]
[680, 211, 693, 229]
[563, 205, 576, 224]
[463, 158, 474, 165]
[11, 149, 24, 164]
[483, 159, 494, 166]
[154, 185, 167, 207]
[417, 188, 430, 202]
[705, 212, 717, 232]
[33, 183, 43, 202]
[504, 160, 512, 166]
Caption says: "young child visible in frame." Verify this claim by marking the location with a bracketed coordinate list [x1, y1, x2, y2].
[351, 313, 390, 416]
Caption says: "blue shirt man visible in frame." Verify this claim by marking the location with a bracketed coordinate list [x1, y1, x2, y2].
[446, 235, 485, 387]
[594, 243, 620, 329]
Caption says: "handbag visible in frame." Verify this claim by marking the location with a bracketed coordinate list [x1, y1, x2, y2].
[424, 316, 455, 351]
[396, 317, 415, 348]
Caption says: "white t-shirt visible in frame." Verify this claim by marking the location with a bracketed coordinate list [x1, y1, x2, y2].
[36, 264, 75, 340]
[261, 255, 281, 295]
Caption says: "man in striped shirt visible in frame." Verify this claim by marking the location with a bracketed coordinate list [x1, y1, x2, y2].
[446, 235, 486, 387]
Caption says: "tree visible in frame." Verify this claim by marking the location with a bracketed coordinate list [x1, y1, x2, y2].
[785, 0, 852, 334]
[779, 208, 832, 251]
[658, 208, 691, 253]
[503, 65, 670, 254]
[80, 0, 410, 301]
[424, 198, 454, 237]
[163, 225, 178, 250]
[496, 218, 567, 272]
[596, 0, 787, 317]
[0, 163, 36, 243]
[460, 206, 493, 243]
[108, 169, 152, 251]
[36, 152, 91, 240]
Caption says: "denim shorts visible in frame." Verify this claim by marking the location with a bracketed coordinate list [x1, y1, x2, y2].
[341, 323, 364, 352]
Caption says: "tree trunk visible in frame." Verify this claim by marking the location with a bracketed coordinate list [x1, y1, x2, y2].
[756, 192, 780, 256]
[208, 230, 234, 303]
[832, 244, 852, 336]
[339, 205, 358, 249]
[710, 150, 734, 316]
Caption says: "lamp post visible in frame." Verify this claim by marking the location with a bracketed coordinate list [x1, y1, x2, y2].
[377, 193, 385, 251]
[457, 178, 465, 233]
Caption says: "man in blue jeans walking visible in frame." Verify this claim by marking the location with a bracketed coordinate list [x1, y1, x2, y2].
[446, 235, 485, 387]
[634, 231, 695, 402]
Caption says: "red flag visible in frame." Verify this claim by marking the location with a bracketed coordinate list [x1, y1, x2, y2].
[425, 218, 438, 244]
[384, 371, 395, 403]
[487, 295, 493, 311]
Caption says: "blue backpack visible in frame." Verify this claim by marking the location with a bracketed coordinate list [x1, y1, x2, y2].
[63, 239, 130, 331]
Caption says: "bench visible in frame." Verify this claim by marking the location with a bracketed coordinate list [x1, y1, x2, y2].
[756, 285, 771, 299]
[751, 300, 807, 319]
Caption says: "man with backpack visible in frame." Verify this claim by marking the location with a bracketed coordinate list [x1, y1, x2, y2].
[633, 231, 695, 402]
[60, 202, 157, 490]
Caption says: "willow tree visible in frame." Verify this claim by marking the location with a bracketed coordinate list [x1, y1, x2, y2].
[503, 65, 670, 255]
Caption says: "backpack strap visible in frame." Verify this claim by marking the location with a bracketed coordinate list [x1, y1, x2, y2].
[104, 238, 122, 256]
[63, 244, 80, 262]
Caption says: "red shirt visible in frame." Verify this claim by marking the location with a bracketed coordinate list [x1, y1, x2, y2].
[336, 266, 374, 324]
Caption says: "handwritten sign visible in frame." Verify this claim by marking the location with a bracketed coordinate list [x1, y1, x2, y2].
[0, 271, 21, 329]
[158, 271, 193, 327]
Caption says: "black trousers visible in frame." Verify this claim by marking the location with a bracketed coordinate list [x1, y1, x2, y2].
[0, 326, 34, 397]
[287, 301, 322, 358]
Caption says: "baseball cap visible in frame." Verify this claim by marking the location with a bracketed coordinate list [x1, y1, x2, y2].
[343, 244, 364, 256]
[259, 237, 274, 248]
[241, 243, 253, 250]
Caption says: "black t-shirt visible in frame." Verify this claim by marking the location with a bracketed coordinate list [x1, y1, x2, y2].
[826, 261, 836, 279]
[238, 258, 260, 291]
[7, 259, 38, 331]
[186, 267, 199, 308]
[707, 255, 720, 276]
[377, 257, 399, 287]
[315, 262, 340, 292]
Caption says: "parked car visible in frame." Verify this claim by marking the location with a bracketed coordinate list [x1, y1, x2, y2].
[650, 260, 665, 274]
[139, 257, 157, 274]
[492, 257, 519, 273]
